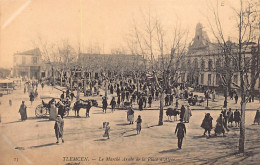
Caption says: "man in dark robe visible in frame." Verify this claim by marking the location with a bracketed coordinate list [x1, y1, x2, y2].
[138, 98, 143, 111]
[110, 97, 116, 112]
[66, 89, 70, 98]
[170, 94, 174, 105]
[29, 92, 34, 105]
[60, 92, 65, 100]
[221, 108, 229, 131]
[254, 110, 260, 125]
[214, 114, 225, 136]
[180, 105, 186, 121]
[70, 92, 75, 101]
[57, 100, 65, 119]
[227, 108, 234, 127]
[201, 113, 213, 137]
[116, 87, 121, 97]
[121, 91, 125, 102]
[132, 93, 136, 103]
[165, 95, 169, 106]
[19, 101, 27, 121]
[234, 94, 238, 104]
[117, 95, 121, 108]
[148, 95, 152, 108]
[126, 91, 130, 101]
[234, 109, 241, 127]
[102, 97, 108, 113]
[110, 85, 113, 94]
[155, 90, 159, 101]
[143, 95, 147, 108]
[175, 120, 186, 149]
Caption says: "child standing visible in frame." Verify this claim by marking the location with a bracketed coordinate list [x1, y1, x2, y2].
[103, 122, 110, 139]
[136, 115, 142, 134]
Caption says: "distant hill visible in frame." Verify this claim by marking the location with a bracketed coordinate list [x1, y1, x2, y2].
[0, 68, 11, 78]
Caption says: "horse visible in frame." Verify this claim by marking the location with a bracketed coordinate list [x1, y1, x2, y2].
[166, 108, 180, 121]
[73, 99, 97, 117]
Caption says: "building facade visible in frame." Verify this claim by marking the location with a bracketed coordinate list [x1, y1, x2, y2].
[13, 48, 42, 80]
[177, 23, 260, 92]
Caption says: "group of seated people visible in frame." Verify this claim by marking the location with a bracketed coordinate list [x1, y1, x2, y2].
[187, 95, 204, 106]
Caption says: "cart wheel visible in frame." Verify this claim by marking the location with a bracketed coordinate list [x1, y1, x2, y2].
[35, 105, 47, 117]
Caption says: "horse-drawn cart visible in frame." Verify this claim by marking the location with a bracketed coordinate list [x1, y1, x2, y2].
[35, 96, 70, 118]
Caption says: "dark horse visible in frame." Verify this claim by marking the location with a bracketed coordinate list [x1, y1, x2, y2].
[166, 107, 180, 121]
[42, 98, 55, 111]
[73, 99, 97, 117]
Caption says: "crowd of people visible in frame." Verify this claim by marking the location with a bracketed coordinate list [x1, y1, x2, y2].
[200, 108, 243, 137]
[14, 75, 260, 149]
[24, 80, 39, 105]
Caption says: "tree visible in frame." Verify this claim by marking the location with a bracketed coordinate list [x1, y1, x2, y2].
[207, 2, 240, 108]
[128, 11, 188, 125]
[207, 0, 260, 153]
[32, 37, 77, 85]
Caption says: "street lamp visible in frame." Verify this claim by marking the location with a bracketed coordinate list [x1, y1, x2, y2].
[104, 73, 108, 98]
[206, 80, 210, 109]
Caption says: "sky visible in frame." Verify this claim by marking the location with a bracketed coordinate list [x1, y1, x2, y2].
[0, 0, 253, 68]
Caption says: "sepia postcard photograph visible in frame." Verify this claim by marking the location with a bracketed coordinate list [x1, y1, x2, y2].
[0, 0, 260, 164]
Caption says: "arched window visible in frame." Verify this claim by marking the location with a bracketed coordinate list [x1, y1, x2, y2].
[224, 57, 231, 67]
[193, 58, 198, 69]
[216, 58, 221, 68]
[208, 59, 213, 71]
[187, 59, 191, 69]
[232, 59, 238, 70]
[201, 59, 205, 70]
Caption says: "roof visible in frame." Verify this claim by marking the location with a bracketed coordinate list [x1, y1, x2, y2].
[0, 79, 13, 83]
[78, 53, 144, 61]
[79, 53, 141, 57]
[15, 48, 41, 56]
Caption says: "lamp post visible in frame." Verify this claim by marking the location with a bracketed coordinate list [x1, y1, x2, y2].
[104, 72, 108, 98]
[206, 80, 210, 109]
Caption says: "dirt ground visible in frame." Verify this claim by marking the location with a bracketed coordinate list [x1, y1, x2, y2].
[0, 85, 259, 165]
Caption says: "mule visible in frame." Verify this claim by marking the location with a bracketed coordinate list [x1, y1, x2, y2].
[166, 108, 180, 121]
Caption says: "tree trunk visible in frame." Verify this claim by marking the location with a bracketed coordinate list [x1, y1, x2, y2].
[53, 69, 55, 86]
[84, 77, 87, 96]
[137, 76, 139, 94]
[105, 80, 107, 97]
[238, 11, 245, 153]
[224, 86, 228, 108]
[158, 89, 164, 126]
[239, 93, 246, 153]
[60, 70, 63, 87]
